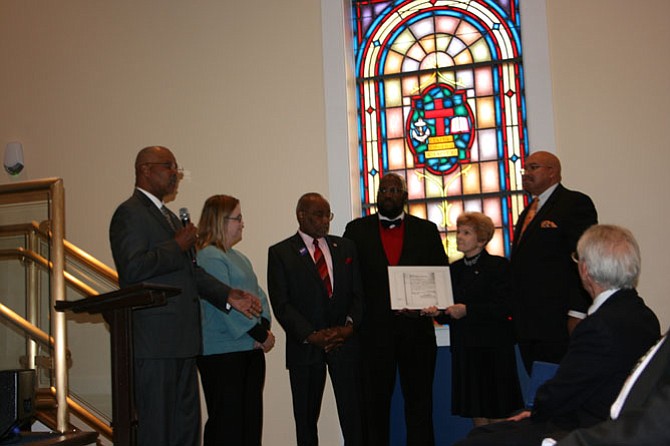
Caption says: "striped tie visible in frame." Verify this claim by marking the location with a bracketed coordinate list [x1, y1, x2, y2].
[161, 205, 178, 232]
[313, 239, 333, 298]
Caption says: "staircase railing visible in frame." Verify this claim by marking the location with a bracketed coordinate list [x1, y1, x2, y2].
[0, 178, 118, 441]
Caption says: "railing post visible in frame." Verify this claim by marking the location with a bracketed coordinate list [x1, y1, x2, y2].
[25, 230, 39, 371]
[50, 179, 69, 432]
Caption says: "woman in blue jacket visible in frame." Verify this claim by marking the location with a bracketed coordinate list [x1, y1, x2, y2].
[196, 194, 274, 446]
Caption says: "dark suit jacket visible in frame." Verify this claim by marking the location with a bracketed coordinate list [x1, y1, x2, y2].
[511, 184, 597, 342]
[109, 189, 233, 358]
[343, 214, 449, 343]
[531, 288, 660, 431]
[436, 250, 515, 348]
[267, 233, 364, 368]
[557, 334, 670, 445]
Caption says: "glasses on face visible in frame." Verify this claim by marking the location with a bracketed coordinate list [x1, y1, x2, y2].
[378, 186, 405, 195]
[225, 214, 243, 222]
[143, 162, 184, 174]
[520, 164, 550, 175]
[307, 211, 334, 221]
[571, 251, 580, 264]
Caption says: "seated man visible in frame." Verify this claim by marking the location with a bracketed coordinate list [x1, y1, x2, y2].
[549, 332, 670, 445]
[454, 224, 661, 446]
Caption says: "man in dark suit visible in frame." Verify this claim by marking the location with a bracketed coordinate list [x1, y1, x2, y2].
[512, 151, 598, 372]
[551, 333, 670, 445]
[343, 173, 449, 446]
[109, 146, 261, 446]
[267, 193, 364, 446]
[454, 224, 661, 446]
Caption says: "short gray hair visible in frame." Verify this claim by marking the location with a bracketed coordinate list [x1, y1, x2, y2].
[577, 224, 641, 289]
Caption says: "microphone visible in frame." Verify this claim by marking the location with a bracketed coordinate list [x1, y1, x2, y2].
[178, 207, 197, 264]
[179, 207, 190, 227]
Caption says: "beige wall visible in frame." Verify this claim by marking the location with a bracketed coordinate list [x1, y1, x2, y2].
[546, 0, 670, 327]
[1, 0, 668, 444]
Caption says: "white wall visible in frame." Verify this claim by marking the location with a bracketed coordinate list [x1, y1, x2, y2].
[1, 1, 668, 444]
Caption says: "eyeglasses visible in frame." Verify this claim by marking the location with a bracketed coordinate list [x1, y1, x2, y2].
[520, 164, 550, 175]
[225, 214, 243, 222]
[378, 186, 405, 195]
[142, 162, 183, 174]
[307, 211, 334, 221]
[571, 251, 580, 264]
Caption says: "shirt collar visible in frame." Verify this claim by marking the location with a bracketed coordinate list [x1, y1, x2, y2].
[136, 187, 163, 209]
[378, 211, 405, 222]
[588, 288, 619, 315]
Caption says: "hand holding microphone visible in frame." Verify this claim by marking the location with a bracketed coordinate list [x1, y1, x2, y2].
[175, 207, 197, 263]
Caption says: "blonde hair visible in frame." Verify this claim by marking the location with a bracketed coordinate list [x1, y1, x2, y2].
[196, 195, 239, 252]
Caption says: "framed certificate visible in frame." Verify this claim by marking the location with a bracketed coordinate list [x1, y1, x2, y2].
[388, 266, 453, 310]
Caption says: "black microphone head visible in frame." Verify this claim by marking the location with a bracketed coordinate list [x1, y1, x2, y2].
[178, 207, 190, 226]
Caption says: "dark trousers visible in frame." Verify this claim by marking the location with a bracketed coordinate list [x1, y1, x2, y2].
[362, 317, 437, 446]
[197, 349, 266, 446]
[288, 346, 363, 446]
[134, 357, 200, 446]
[453, 418, 569, 446]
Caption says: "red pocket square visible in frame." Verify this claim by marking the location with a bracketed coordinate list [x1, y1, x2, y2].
[345, 257, 353, 264]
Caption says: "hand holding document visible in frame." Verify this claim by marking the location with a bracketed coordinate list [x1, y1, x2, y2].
[388, 266, 452, 310]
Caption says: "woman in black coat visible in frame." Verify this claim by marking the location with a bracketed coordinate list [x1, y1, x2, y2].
[427, 212, 523, 427]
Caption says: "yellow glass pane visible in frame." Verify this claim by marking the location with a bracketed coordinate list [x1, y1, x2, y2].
[407, 41, 427, 62]
[386, 107, 405, 138]
[418, 34, 436, 54]
[435, 34, 451, 52]
[402, 76, 420, 97]
[388, 139, 406, 170]
[384, 50, 404, 74]
[470, 38, 491, 63]
[446, 200, 464, 231]
[453, 49, 473, 65]
[480, 161, 500, 193]
[445, 168, 464, 196]
[463, 164, 481, 195]
[476, 97, 495, 128]
[391, 29, 416, 54]
[487, 229, 505, 257]
[384, 79, 402, 107]
[409, 203, 427, 220]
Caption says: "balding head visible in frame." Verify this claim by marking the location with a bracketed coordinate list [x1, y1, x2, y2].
[134, 146, 179, 200]
[522, 151, 562, 196]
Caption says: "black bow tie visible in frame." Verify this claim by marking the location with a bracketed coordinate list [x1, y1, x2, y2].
[380, 218, 402, 229]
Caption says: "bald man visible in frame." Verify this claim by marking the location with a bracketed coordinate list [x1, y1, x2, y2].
[511, 151, 598, 373]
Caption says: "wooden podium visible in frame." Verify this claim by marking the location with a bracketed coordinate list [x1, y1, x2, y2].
[55, 283, 180, 446]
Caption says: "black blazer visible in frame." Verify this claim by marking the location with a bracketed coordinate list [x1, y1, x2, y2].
[436, 250, 515, 348]
[511, 184, 597, 342]
[109, 190, 232, 358]
[343, 214, 449, 341]
[267, 233, 364, 368]
[530, 288, 660, 431]
[557, 333, 670, 445]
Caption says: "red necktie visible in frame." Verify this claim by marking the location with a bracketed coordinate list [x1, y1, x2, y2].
[520, 197, 539, 238]
[313, 239, 333, 298]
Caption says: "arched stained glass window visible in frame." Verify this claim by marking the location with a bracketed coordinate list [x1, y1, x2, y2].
[351, 0, 529, 261]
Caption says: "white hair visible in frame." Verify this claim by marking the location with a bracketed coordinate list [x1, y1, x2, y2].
[577, 224, 641, 289]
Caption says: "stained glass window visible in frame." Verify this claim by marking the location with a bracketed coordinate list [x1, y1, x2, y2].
[351, 0, 529, 261]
